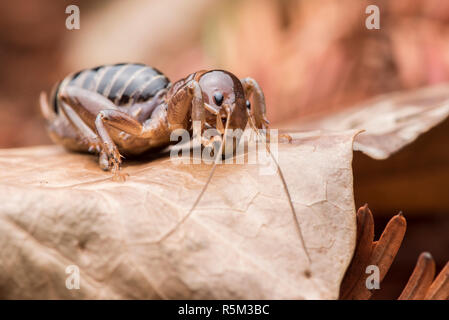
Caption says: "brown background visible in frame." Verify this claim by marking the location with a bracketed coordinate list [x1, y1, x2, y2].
[0, 0, 448, 299]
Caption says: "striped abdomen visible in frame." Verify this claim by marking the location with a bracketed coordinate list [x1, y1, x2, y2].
[53, 63, 170, 112]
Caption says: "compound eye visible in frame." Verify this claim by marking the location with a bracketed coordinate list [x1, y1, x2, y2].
[246, 100, 251, 109]
[213, 92, 223, 106]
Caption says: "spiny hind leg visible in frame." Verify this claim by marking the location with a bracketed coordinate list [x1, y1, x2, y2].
[40, 91, 108, 165]
[59, 86, 168, 179]
[95, 109, 148, 181]
[57, 87, 130, 177]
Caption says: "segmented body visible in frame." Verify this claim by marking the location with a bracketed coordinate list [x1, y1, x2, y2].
[52, 63, 171, 113]
[43, 63, 255, 159]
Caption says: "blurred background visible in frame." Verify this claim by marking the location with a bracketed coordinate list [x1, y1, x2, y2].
[3, 0, 449, 148]
[0, 0, 448, 299]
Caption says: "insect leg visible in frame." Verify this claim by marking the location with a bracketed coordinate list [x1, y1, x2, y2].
[240, 77, 269, 130]
[94, 109, 165, 174]
[40, 91, 104, 157]
[58, 86, 119, 125]
[241, 78, 291, 143]
[58, 86, 139, 176]
[58, 99, 110, 168]
[166, 80, 205, 132]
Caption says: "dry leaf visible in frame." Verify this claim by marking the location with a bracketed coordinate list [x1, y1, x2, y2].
[352, 118, 449, 216]
[285, 83, 449, 217]
[0, 130, 359, 299]
[285, 83, 449, 160]
[339, 204, 374, 299]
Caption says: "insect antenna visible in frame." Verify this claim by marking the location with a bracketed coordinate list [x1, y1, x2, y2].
[247, 114, 312, 265]
[160, 108, 231, 241]
[161, 108, 312, 268]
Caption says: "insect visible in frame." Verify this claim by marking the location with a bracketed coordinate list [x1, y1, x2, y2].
[40, 63, 269, 176]
[40, 63, 310, 263]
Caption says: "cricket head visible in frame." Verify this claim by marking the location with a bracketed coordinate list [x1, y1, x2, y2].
[198, 70, 248, 156]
